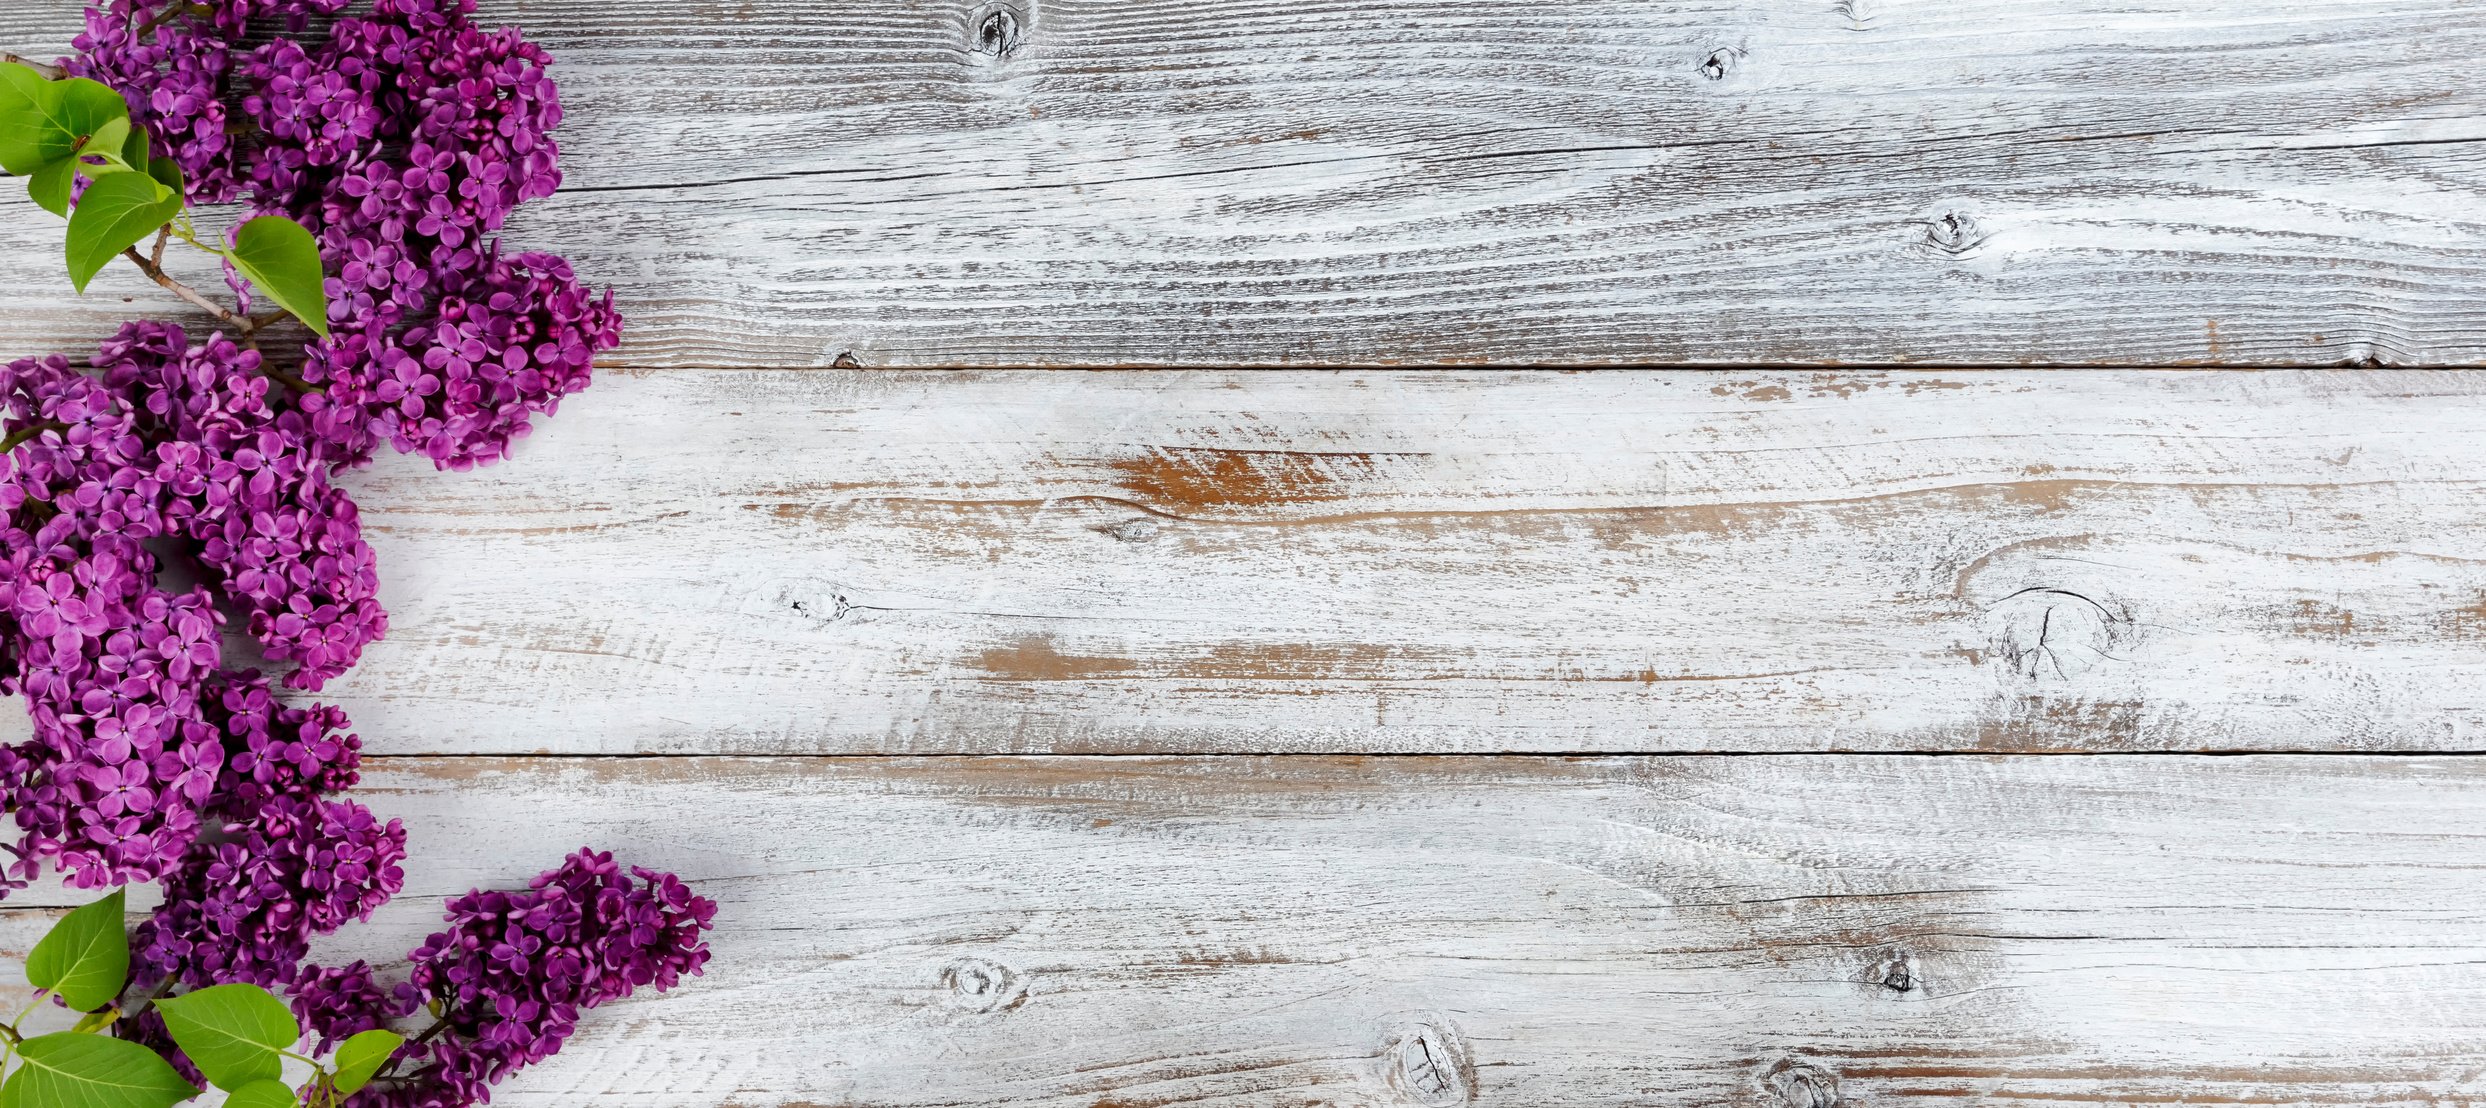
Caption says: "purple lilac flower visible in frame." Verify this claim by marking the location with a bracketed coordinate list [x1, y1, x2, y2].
[340, 850, 715, 1108]
[342, 251, 620, 470]
[291, 959, 420, 1052]
[132, 794, 407, 990]
[0, 351, 225, 890]
[92, 323, 389, 688]
[19, 11, 684, 1105]
[68, 2, 242, 201]
[70, 0, 615, 473]
[205, 668, 364, 810]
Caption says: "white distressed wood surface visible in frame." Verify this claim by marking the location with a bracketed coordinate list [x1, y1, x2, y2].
[6, 0, 2486, 366]
[2, 0, 2482, 1101]
[70, 368, 2467, 756]
[12, 754, 2486, 1107]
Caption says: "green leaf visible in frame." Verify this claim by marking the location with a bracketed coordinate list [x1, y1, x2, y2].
[0, 63, 65, 176]
[118, 121, 151, 178]
[63, 170, 180, 293]
[24, 889, 127, 1013]
[221, 1080, 300, 1108]
[27, 154, 74, 216]
[80, 115, 130, 170]
[55, 78, 128, 134]
[226, 215, 330, 337]
[2, 72, 128, 173]
[147, 149, 184, 203]
[154, 983, 301, 1092]
[329, 1029, 404, 1095]
[0, 1033, 196, 1108]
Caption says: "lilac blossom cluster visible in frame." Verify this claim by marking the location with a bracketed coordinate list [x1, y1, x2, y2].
[0, 326, 384, 893]
[71, 0, 621, 471]
[296, 851, 716, 1107]
[0, 1, 711, 1102]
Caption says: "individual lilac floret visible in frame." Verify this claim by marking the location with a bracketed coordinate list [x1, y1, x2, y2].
[354, 850, 716, 1107]
[132, 794, 407, 990]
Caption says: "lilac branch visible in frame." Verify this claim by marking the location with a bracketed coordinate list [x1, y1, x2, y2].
[121, 245, 250, 328]
[0, 422, 68, 453]
[0, 53, 64, 79]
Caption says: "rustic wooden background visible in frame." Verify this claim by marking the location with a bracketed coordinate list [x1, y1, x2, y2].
[7, 1, 2486, 1105]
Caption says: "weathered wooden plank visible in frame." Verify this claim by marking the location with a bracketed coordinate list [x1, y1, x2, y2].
[9, 754, 2480, 1107]
[0, 368, 2437, 756]
[7, 0, 2486, 366]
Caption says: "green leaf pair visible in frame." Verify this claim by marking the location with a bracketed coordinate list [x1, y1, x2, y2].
[0, 60, 331, 335]
[0, 62, 176, 292]
[7, 892, 407, 1108]
[11, 891, 196, 1108]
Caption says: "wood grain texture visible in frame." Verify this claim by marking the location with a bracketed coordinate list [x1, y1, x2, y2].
[12, 754, 2484, 1107]
[0, 3, 2477, 1098]
[6, 0, 2486, 366]
[51, 368, 2458, 756]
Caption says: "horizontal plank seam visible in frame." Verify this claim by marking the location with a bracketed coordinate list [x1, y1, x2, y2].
[349, 750, 2486, 761]
[591, 362, 2428, 372]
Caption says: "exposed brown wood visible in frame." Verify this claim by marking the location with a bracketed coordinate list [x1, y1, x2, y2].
[112, 369, 2480, 755]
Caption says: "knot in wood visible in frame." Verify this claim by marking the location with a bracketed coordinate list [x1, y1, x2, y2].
[1986, 586, 2134, 682]
[1698, 47, 1741, 81]
[1096, 518, 1160, 543]
[1924, 210, 1986, 255]
[938, 956, 1028, 1014]
[1869, 948, 1920, 994]
[1759, 1058, 1845, 1108]
[789, 589, 855, 623]
[970, 4, 1024, 58]
[1382, 1018, 1475, 1106]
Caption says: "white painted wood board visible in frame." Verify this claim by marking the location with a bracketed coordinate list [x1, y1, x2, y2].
[12, 754, 2484, 1107]
[5, 0, 2486, 366]
[88, 368, 2482, 756]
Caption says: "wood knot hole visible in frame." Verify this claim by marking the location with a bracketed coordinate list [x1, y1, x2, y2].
[1382, 1018, 1475, 1106]
[1924, 210, 1985, 255]
[1699, 47, 1741, 81]
[938, 956, 1028, 1014]
[971, 5, 1024, 58]
[1869, 948, 1920, 993]
[1760, 1058, 1845, 1108]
